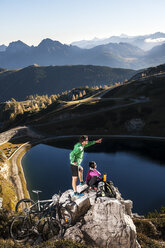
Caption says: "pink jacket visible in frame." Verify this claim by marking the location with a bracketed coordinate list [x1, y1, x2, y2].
[86, 168, 101, 183]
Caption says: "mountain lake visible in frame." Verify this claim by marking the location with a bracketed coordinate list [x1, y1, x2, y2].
[22, 137, 165, 215]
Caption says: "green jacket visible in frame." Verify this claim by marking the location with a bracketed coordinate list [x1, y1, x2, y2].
[70, 141, 96, 166]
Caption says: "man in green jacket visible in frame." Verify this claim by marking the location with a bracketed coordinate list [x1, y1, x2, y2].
[70, 135, 102, 196]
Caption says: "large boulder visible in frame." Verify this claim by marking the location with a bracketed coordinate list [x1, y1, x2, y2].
[64, 222, 84, 243]
[82, 197, 139, 248]
[60, 184, 140, 248]
[59, 188, 91, 222]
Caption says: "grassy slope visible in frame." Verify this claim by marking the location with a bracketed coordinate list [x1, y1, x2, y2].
[134, 212, 165, 248]
[28, 72, 165, 138]
[1, 65, 165, 138]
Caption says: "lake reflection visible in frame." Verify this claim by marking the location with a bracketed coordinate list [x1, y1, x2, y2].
[22, 138, 165, 215]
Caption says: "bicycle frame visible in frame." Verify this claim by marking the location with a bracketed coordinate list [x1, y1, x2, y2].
[34, 199, 53, 213]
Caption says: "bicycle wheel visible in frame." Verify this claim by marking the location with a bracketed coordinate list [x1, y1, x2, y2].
[15, 198, 37, 215]
[10, 216, 31, 242]
[59, 207, 72, 227]
[42, 218, 62, 241]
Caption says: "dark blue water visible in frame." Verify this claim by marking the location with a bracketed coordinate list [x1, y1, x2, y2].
[22, 138, 165, 215]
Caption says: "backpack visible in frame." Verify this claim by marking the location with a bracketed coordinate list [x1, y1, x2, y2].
[97, 181, 116, 198]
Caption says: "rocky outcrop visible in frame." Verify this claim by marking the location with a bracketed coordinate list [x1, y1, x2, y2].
[60, 184, 140, 248]
[125, 118, 145, 132]
[81, 198, 139, 248]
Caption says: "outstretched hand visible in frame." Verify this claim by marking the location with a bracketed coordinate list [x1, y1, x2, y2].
[96, 138, 102, 143]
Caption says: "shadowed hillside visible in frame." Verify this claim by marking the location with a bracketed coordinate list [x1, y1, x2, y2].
[0, 64, 136, 102]
[26, 64, 165, 138]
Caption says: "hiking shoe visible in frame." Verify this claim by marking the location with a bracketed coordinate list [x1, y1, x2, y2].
[79, 181, 85, 186]
[74, 192, 84, 197]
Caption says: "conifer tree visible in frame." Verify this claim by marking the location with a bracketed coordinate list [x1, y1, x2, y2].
[79, 92, 83, 98]
[20, 102, 25, 110]
[10, 113, 15, 120]
[30, 105, 36, 113]
[4, 102, 11, 111]
[47, 98, 52, 105]
[72, 94, 76, 101]
[41, 103, 46, 109]
[51, 95, 57, 102]
[34, 103, 39, 109]
[103, 85, 108, 89]
[75, 94, 79, 100]
[35, 105, 40, 111]
[11, 98, 16, 102]
[17, 103, 24, 114]
[82, 90, 86, 96]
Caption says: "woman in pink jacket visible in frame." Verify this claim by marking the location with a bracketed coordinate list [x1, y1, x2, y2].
[86, 161, 102, 189]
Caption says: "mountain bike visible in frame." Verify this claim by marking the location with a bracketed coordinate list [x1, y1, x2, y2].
[15, 190, 73, 228]
[10, 198, 62, 243]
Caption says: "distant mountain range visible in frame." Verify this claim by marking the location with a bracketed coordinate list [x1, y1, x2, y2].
[0, 34, 165, 70]
[0, 65, 136, 102]
[71, 32, 165, 50]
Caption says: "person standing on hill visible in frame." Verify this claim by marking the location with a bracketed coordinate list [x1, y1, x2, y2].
[69, 135, 102, 197]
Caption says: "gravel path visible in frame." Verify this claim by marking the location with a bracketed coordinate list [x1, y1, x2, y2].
[10, 143, 31, 201]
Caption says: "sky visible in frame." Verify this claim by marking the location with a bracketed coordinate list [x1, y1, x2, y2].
[1, 0, 165, 46]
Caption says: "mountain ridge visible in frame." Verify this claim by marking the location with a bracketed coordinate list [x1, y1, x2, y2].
[0, 37, 165, 70]
[71, 32, 165, 50]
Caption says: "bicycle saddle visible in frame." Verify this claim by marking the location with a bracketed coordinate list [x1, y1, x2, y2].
[32, 190, 42, 194]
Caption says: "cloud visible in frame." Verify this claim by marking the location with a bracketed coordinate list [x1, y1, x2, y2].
[145, 38, 165, 43]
